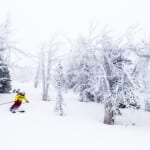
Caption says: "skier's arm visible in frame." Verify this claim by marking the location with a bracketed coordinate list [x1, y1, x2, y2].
[24, 97, 29, 103]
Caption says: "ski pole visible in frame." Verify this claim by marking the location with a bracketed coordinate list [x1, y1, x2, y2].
[0, 101, 14, 106]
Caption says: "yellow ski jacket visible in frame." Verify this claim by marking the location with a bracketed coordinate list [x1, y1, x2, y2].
[14, 94, 29, 102]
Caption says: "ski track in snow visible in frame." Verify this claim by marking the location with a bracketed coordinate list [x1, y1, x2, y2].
[0, 81, 149, 150]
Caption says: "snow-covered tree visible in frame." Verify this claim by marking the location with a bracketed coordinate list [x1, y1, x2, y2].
[103, 52, 124, 125]
[54, 63, 65, 115]
[123, 27, 150, 111]
[36, 36, 62, 101]
[66, 35, 103, 102]
[0, 61, 11, 93]
[39, 43, 52, 101]
[0, 18, 12, 93]
[100, 31, 140, 125]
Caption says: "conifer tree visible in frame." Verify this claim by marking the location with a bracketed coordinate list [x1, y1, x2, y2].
[0, 61, 11, 93]
[54, 63, 65, 115]
[0, 19, 12, 93]
[66, 35, 101, 102]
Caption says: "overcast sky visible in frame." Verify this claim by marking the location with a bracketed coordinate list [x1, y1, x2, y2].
[0, 0, 150, 52]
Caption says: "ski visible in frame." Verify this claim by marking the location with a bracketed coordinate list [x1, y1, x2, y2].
[10, 110, 25, 113]
[18, 110, 25, 113]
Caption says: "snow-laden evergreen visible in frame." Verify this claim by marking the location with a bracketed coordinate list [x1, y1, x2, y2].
[0, 19, 12, 93]
[54, 63, 65, 115]
[66, 35, 103, 102]
[0, 62, 11, 93]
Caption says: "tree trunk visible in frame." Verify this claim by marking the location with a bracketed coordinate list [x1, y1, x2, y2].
[34, 61, 40, 88]
[145, 100, 150, 112]
[104, 100, 114, 125]
[41, 48, 47, 101]
[103, 56, 115, 125]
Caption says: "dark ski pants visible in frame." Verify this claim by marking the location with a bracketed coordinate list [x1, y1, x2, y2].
[10, 101, 22, 111]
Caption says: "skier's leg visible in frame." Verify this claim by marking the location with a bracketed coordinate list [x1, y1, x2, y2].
[14, 101, 22, 110]
[10, 103, 17, 113]
[10, 101, 17, 111]
[10, 101, 22, 112]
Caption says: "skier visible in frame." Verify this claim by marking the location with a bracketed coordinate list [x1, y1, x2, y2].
[10, 91, 29, 113]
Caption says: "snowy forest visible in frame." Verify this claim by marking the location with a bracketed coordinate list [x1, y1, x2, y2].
[1, 18, 150, 125]
[0, 0, 150, 150]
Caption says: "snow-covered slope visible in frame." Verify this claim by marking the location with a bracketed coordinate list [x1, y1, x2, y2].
[0, 81, 149, 150]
